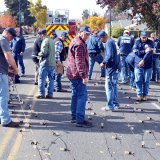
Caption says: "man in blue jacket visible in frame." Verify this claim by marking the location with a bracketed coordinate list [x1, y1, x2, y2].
[86, 30, 105, 80]
[11, 28, 26, 83]
[100, 31, 121, 111]
[133, 32, 154, 101]
[117, 30, 135, 84]
[150, 33, 160, 82]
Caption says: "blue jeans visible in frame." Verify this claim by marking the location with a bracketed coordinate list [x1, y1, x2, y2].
[134, 68, 152, 97]
[120, 55, 129, 83]
[0, 73, 11, 125]
[152, 58, 160, 81]
[126, 53, 136, 88]
[69, 79, 88, 123]
[54, 73, 62, 91]
[38, 66, 54, 96]
[88, 53, 105, 79]
[105, 71, 119, 110]
[130, 71, 136, 88]
[13, 54, 25, 74]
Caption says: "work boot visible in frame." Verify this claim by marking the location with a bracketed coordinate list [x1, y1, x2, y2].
[2, 121, 20, 127]
[76, 120, 93, 128]
[36, 95, 45, 99]
[143, 96, 148, 101]
[136, 96, 142, 101]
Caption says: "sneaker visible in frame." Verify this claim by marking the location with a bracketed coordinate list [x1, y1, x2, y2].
[101, 107, 110, 111]
[34, 81, 38, 85]
[119, 81, 128, 84]
[136, 96, 142, 101]
[46, 95, 53, 99]
[70, 119, 76, 123]
[156, 80, 160, 83]
[36, 95, 45, 99]
[21, 74, 25, 77]
[2, 121, 20, 127]
[130, 86, 136, 90]
[76, 120, 93, 128]
[101, 107, 114, 111]
[143, 96, 148, 101]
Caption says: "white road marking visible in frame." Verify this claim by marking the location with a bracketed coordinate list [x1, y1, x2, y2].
[151, 102, 160, 110]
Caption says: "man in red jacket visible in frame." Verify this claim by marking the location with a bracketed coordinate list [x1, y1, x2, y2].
[66, 26, 93, 128]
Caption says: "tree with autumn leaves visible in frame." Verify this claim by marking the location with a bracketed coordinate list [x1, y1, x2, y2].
[28, 0, 47, 30]
[0, 14, 17, 28]
[82, 16, 106, 31]
[96, 0, 160, 34]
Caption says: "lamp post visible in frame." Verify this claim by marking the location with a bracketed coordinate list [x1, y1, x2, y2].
[18, 0, 22, 35]
[109, 5, 112, 37]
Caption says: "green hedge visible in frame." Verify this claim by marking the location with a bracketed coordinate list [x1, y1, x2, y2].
[111, 27, 125, 38]
[111, 26, 155, 38]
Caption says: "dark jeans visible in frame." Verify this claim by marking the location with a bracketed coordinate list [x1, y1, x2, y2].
[13, 54, 25, 74]
[151, 58, 160, 81]
[88, 53, 105, 79]
[69, 79, 88, 123]
[54, 73, 62, 91]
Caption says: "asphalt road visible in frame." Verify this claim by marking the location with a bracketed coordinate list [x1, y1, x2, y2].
[0, 37, 160, 160]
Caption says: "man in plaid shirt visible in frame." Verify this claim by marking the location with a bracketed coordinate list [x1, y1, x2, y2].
[66, 26, 93, 128]
[54, 32, 68, 92]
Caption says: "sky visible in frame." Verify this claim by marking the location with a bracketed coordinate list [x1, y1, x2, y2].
[0, 0, 106, 19]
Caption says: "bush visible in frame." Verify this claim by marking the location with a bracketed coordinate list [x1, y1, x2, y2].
[111, 27, 125, 38]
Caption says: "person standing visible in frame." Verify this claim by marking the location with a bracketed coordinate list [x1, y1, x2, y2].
[36, 29, 55, 99]
[54, 32, 68, 92]
[133, 32, 154, 101]
[86, 30, 105, 80]
[11, 28, 26, 83]
[99, 31, 121, 111]
[50, 29, 57, 40]
[117, 30, 135, 84]
[66, 26, 93, 128]
[150, 33, 160, 82]
[0, 27, 20, 127]
[32, 32, 42, 85]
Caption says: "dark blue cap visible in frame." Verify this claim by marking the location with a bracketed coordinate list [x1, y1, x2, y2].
[97, 31, 107, 38]
[61, 32, 68, 39]
[94, 30, 100, 34]
[80, 26, 91, 33]
[5, 27, 16, 37]
[51, 29, 55, 33]
[140, 32, 148, 37]
[38, 29, 47, 34]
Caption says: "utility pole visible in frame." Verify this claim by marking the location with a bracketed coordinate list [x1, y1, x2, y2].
[109, 6, 112, 37]
[18, 0, 22, 35]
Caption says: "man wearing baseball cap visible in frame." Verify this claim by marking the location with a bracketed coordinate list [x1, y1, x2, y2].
[117, 30, 135, 84]
[66, 25, 93, 128]
[99, 31, 121, 112]
[87, 29, 105, 80]
[133, 31, 154, 101]
[0, 27, 20, 127]
[36, 29, 55, 99]
[54, 31, 68, 92]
